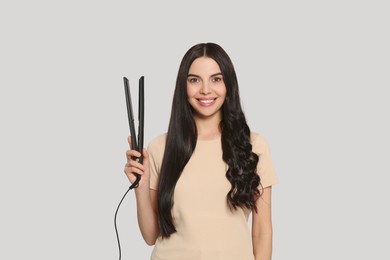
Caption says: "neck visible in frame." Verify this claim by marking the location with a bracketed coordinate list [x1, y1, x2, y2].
[194, 112, 222, 140]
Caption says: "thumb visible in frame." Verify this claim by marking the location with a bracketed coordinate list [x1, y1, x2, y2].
[127, 136, 132, 147]
[142, 148, 149, 162]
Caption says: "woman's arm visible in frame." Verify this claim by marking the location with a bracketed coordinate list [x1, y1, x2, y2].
[125, 137, 160, 245]
[252, 186, 273, 260]
[134, 186, 160, 245]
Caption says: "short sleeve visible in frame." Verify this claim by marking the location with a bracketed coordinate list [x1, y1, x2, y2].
[251, 132, 279, 189]
[148, 145, 159, 190]
[147, 134, 167, 190]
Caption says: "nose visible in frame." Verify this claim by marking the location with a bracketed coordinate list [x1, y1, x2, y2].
[200, 81, 211, 95]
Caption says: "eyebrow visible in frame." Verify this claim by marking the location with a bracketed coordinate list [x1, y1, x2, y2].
[187, 72, 223, 78]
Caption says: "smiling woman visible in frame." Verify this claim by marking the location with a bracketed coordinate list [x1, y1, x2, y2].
[186, 57, 227, 137]
[124, 42, 278, 260]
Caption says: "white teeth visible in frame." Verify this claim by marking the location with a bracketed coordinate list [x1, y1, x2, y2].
[199, 99, 214, 104]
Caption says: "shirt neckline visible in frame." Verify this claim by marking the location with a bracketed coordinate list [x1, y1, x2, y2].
[197, 136, 221, 142]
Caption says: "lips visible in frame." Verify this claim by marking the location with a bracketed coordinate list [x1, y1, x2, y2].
[196, 98, 217, 107]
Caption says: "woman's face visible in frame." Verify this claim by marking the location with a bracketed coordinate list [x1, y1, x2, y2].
[186, 57, 227, 120]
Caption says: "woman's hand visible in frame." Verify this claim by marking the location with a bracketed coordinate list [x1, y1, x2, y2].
[124, 136, 159, 245]
[124, 136, 150, 189]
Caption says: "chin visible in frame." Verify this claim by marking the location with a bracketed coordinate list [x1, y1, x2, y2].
[194, 109, 223, 119]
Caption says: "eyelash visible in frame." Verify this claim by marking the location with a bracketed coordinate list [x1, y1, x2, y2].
[212, 77, 222, 82]
[188, 78, 199, 83]
[188, 77, 223, 83]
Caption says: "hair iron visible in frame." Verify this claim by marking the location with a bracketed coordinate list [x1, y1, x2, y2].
[124, 76, 144, 188]
[114, 76, 145, 260]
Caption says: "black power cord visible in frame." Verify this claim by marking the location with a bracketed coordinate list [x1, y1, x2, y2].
[114, 186, 132, 260]
[114, 185, 134, 260]
[114, 177, 140, 260]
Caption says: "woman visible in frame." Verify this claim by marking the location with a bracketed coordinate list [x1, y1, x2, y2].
[124, 42, 278, 260]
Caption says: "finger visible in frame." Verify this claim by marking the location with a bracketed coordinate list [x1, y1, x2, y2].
[124, 161, 145, 172]
[124, 166, 144, 176]
[127, 136, 132, 149]
[142, 148, 149, 165]
[142, 148, 149, 159]
[126, 150, 142, 160]
[127, 136, 137, 158]
[123, 169, 140, 184]
[128, 135, 139, 151]
[127, 159, 145, 171]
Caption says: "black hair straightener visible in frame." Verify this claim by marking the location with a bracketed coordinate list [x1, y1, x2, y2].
[124, 76, 144, 188]
[114, 76, 145, 260]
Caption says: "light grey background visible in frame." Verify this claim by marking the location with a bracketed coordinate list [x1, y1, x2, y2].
[1, 0, 389, 259]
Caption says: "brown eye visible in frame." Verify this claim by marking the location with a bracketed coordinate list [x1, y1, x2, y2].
[212, 76, 222, 82]
[188, 77, 199, 83]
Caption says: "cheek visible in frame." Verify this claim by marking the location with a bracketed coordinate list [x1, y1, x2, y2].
[186, 84, 197, 98]
[219, 85, 227, 98]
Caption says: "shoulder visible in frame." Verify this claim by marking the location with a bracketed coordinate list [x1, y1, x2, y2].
[148, 133, 167, 150]
[147, 133, 167, 176]
[250, 132, 278, 186]
[250, 131, 271, 155]
[147, 133, 167, 159]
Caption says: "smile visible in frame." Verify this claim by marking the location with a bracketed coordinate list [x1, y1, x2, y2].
[196, 98, 217, 106]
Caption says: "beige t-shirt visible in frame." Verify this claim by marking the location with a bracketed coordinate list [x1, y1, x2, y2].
[148, 132, 278, 260]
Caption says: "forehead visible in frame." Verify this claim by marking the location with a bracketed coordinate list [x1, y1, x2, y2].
[188, 57, 221, 75]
